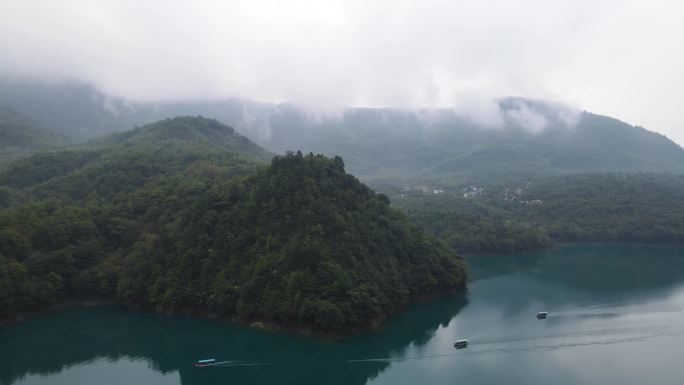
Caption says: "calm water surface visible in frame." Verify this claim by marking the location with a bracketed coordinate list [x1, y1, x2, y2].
[3, 244, 684, 385]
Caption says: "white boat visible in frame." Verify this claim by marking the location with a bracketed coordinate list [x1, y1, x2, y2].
[194, 359, 216, 367]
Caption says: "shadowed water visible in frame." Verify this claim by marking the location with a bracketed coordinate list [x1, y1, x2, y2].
[2, 244, 684, 385]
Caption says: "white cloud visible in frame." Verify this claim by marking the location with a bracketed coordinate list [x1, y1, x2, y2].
[504, 103, 548, 133]
[0, 0, 683, 144]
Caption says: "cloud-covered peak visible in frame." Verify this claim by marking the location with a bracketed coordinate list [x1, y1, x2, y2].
[0, 0, 682, 144]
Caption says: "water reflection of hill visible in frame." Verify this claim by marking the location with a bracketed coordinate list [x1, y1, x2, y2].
[0, 295, 467, 385]
[468, 244, 684, 292]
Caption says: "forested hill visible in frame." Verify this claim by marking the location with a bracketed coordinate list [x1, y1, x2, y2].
[0, 117, 466, 335]
[0, 116, 271, 205]
[393, 172, 684, 253]
[90, 116, 272, 160]
[0, 104, 67, 164]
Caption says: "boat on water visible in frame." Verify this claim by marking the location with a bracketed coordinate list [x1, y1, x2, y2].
[194, 359, 216, 367]
[537, 311, 548, 319]
[453, 339, 468, 349]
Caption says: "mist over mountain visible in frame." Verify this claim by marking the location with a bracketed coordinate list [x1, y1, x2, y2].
[1, 80, 682, 186]
[0, 80, 138, 140]
[0, 103, 68, 165]
[226, 99, 684, 184]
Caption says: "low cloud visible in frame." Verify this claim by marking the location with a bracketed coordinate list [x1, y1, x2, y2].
[0, 0, 682, 143]
[501, 99, 582, 133]
[504, 103, 549, 133]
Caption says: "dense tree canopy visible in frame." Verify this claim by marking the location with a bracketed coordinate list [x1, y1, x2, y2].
[393, 173, 684, 253]
[0, 117, 466, 335]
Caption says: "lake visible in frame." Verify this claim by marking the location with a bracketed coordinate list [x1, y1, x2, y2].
[3, 244, 684, 385]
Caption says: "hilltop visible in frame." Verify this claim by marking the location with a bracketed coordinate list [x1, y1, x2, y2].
[90, 116, 271, 159]
[0, 116, 271, 203]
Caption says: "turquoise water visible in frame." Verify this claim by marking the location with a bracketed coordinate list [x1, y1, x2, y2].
[3, 244, 684, 385]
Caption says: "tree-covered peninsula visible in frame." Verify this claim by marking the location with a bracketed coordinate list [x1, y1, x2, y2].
[0, 116, 467, 335]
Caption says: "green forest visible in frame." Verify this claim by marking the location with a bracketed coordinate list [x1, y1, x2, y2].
[0, 104, 68, 166]
[393, 173, 684, 253]
[2, 110, 684, 335]
[0, 117, 466, 335]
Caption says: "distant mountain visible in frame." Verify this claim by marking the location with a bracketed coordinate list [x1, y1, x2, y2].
[0, 80, 252, 141]
[217, 99, 684, 185]
[0, 116, 270, 201]
[0, 80, 137, 140]
[1, 80, 682, 185]
[0, 103, 67, 164]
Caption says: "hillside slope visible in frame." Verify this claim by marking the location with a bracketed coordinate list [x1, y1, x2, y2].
[0, 116, 271, 204]
[0, 80, 136, 140]
[224, 99, 684, 184]
[393, 172, 684, 253]
[0, 104, 67, 164]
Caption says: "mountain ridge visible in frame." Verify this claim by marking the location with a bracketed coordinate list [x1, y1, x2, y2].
[1, 80, 681, 185]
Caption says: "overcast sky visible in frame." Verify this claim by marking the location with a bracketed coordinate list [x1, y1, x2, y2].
[1, 0, 683, 144]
